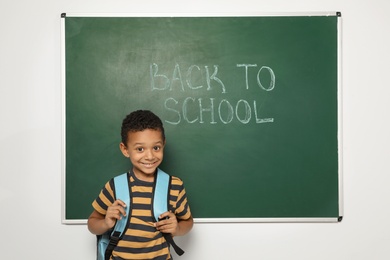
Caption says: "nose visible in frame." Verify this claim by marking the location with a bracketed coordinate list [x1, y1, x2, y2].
[144, 149, 155, 160]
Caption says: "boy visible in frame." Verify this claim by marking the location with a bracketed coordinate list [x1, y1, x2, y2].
[88, 110, 193, 260]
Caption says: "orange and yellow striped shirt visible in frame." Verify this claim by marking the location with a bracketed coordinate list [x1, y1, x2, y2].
[92, 170, 192, 260]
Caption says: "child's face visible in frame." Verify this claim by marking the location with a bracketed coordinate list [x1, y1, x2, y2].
[119, 129, 165, 182]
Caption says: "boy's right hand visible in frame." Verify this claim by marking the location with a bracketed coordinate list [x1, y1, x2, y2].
[105, 199, 127, 229]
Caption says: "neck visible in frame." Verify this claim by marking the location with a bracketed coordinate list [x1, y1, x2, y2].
[132, 169, 156, 182]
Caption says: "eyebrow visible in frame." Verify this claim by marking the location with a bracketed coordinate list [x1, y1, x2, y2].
[132, 141, 164, 146]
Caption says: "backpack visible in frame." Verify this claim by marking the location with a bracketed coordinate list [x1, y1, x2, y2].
[97, 168, 184, 260]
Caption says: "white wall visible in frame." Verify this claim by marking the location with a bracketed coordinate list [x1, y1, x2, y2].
[1, 0, 389, 259]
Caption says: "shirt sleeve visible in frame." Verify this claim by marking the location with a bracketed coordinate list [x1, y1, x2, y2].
[170, 176, 192, 220]
[91, 179, 115, 215]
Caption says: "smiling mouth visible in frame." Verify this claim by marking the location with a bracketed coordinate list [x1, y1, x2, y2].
[142, 162, 156, 167]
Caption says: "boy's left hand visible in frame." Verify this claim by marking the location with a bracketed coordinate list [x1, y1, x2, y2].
[154, 211, 178, 235]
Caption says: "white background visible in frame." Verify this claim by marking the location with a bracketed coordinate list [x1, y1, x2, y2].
[1, 0, 389, 259]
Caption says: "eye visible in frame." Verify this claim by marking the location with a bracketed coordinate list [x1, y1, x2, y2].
[153, 146, 161, 151]
[136, 147, 144, 152]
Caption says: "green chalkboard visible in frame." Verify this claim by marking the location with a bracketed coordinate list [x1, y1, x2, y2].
[62, 13, 342, 222]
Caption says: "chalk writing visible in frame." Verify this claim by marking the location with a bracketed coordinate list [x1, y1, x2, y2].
[236, 64, 276, 91]
[150, 63, 226, 93]
[150, 63, 275, 125]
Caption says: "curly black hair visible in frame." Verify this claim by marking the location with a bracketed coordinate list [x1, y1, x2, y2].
[121, 110, 165, 144]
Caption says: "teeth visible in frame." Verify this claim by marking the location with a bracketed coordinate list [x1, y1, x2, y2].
[143, 163, 154, 166]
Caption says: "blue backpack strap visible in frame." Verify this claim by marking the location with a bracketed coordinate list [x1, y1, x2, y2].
[112, 172, 131, 235]
[153, 168, 170, 221]
[104, 172, 131, 260]
[153, 169, 185, 256]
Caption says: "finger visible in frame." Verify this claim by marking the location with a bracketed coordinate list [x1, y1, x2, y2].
[107, 206, 127, 219]
[106, 209, 120, 220]
[116, 206, 127, 217]
[112, 199, 127, 208]
[156, 222, 170, 232]
[155, 218, 169, 229]
[158, 222, 175, 234]
[117, 207, 126, 219]
[110, 201, 127, 216]
[158, 211, 172, 220]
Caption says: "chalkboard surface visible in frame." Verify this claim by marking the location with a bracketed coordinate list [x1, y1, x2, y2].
[62, 14, 342, 222]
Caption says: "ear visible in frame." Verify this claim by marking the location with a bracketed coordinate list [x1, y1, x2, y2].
[119, 142, 130, 158]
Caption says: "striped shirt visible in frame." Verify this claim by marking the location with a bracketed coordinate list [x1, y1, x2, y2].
[92, 170, 192, 260]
